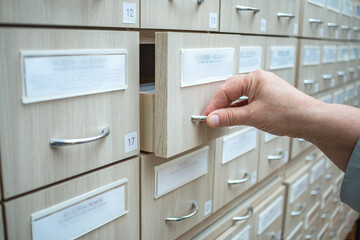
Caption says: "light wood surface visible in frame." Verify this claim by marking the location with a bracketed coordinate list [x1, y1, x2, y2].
[4, 157, 140, 240]
[290, 138, 313, 160]
[0, 0, 139, 28]
[0, 28, 139, 198]
[140, 143, 215, 240]
[141, 0, 219, 31]
[140, 92, 155, 152]
[299, 0, 326, 38]
[0, 207, 4, 240]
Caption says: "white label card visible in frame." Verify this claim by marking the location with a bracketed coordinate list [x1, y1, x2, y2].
[124, 131, 138, 153]
[261, 18, 267, 32]
[338, 46, 350, 62]
[251, 171, 257, 185]
[327, 0, 341, 12]
[355, 5, 360, 19]
[204, 200, 212, 216]
[303, 46, 321, 66]
[22, 49, 127, 104]
[310, 159, 324, 184]
[290, 173, 308, 203]
[270, 46, 295, 70]
[342, 0, 353, 16]
[258, 196, 283, 235]
[293, 23, 299, 35]
[319, 28, 324, 38]
[155, 147, 209, 198]
[31, 179, 128, 240]
[209, 12, 218, 29]
[181, 48, 234, 87]
[123, 2, 137, 24]
[222, 128, 257, 164]
[239, 47, 262, 74]
[264, 132, 278, 142]
[308, 0, 325, 7]
[322, 46, 337, 63]
[336, 30, 340, 39]
[232, 225, 251, 240]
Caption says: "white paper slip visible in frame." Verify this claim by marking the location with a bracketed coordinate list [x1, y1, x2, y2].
[222, 128, 258, 164]
[257, 196, 283, 235]
[303, 46, 320, 66]
[209, 12, 218, 29]
[308, 0, 325, 7]
[155, 146, 209, 198]
[355, 4, 360, 19]
[232, 225, 251, 240]
[322, 46, 337, 63]
[239, 47, 262, 73]
[342, 0, 353, 16]
[181, 48, 235, 87]
[337, 46, 350, 62]
[351, 46, 359, 60]
[31, 179, 128, 240]
[290, 173, 308, 203]
[21, 49, 127, 104]
[264, 132, 277, 143]
[270, 46, 295, 70]
[327, 0, 341, 12]
[310, 159, 324, 184]
[123, 2, 137, 24]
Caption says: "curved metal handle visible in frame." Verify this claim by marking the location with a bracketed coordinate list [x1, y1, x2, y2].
[333, 197, 339, 203]
[304, 79, 317, 85]
[321, 210, 330, 219]
[310, 186, 322, 196]
[337, 71, 345, 77]
[191, 115, 207, 122]
[291, 204, 306, 216]
[165, 201, 199, 223]
[268, 151, 284, 161]
[49, 127, 110, 147]
[228, 171, 251, 185]
[305, 228, 317, 239]
[353, 27, 360, 31]
[309, 18, 323, 24]
[327, 22, 339, 28]
[236, 5, 260, 13]
[277, 13, 295, 19]
[197, 0, 205, 4]
[326, 173, 334, 180]
[298, 138, 306, 142]
[341, 25, 350, 30]
[322, 74, 333, 80]
[232, 206, 253, 221]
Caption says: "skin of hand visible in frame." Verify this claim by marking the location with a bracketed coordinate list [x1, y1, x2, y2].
[203, 70, 360, 171]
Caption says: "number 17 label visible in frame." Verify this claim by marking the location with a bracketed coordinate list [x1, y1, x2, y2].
[123, 2, 137, 24]
[125, 131, 138, 153]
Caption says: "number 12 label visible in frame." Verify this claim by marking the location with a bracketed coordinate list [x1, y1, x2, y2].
[123, 2, 137, 24]
[125, 131, 138, 153]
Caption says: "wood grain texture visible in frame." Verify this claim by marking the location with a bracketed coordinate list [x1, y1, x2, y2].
[140, 92, 155, 152]
[290, 138, 314, 160]
[213, 127, 260, 212]
[140, 143, 215, 240]
[141, 0, 219, 31]
[154, 32, 241, 158]
[324, 5, 340, 39]
[298, 0, 326, 38]
[0, 0, 139, 28]
[0, 28, 139, 198]
[4, 157, 140, 240]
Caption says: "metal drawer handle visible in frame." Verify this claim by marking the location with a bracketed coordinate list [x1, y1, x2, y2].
[236, 6, 260, 13]
[191, 115, 207, 122]
[309, 18, 323, 24]
[232, 206, 253, 221]
[326, 173, 333, 180]
[322, 74, 333, 80]
[337, 71, 345, 77]
[165, 200, 199, 223]
[353, 27, 360, 31]
[321, 210, 330, 219]
[327, 22, 339, 28]
[228, 171, 251, 185]
[333, 197, 339, 203]
[305, 228, 318, 239]
[197, 0, 205, 4]
[277, 13, 295, 19]
[269, 232, 281, 240]
[349, 68, 355, 73]
[341, 25, 350, 30]
[268, 151, 284, 161]
[49, 127, 110, 147]
[291, 204, 306, 216]
[306, 156, 315, 162]
[310, 186, 322, 196]
[298, 138, 306, 142]
[304, 79, 317, 85]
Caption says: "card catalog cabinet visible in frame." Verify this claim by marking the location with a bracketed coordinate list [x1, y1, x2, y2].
[320, 42, 338, 90]
[0, 0, 139, 28]
[290, 138, 313, 160]
[3, 157, 139, 240]
[140, 0, 219, 31]
[0, 28, 139, 198]
[299, 0, 327, 38]
[140, 32, 240, 158]
[140, 144, 214, 240]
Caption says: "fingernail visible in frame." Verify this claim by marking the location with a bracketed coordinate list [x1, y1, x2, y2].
[209, 115, 220, 127]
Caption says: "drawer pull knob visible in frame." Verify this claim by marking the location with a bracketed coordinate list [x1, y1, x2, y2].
[322, 74, 333, 80]
[304, 79, 317, 85]
[327, 22, 339, 28]
[228, 171, 251, 185]
[333, 197, 339, 203]
[321, 211, 329, 219]
[341, 25, 350, 30]
[291, 204, 306, 216]
[277, 13, 295, 19]
[309, 18, 323, 24]
[305, 155, 316, 162]
[197, 0, 205, 4]
[310, 186, 322, 196]
[337, 71, 345, 77]
[267, 151, 284, 161]
[298, 138, 306, 142]
[191, 115, 207, 122]
[353, 27, 360, 31]
[305, 228, 317, 239]
[236, 6, 260, 13]
[165, 200, 199, 223]
[49, 127, 110, 147]
[232, 206, 253, 221]
[326, 173, 333, 180]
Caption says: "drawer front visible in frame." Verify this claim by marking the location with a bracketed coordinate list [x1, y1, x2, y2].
[141, 0, 220, 31]
[324, 5, 341, 39]
[290, 138, 313, 160]
[0, 28, 139, 198]
[321, 42, 338, 90]
[220, 0, 267, 34]
[213, 127, 260, 212]
[258, 133, 290, 181]
[284, 221, 303, 240]
[154, 32, 240, 158]
[4, 157, 140, 240]
[140, 145, 214, 240]
[238, 35, 266, 74]
[0, 0, 139, 28]
[267, 0, 300, 36]
[300, 0, 327, 38]
[265, 37, 297, 86]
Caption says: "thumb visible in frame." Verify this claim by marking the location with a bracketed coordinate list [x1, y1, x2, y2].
[206, 106, 254, 128]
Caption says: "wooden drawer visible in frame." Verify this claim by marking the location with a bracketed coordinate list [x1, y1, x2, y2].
[333, 87, 345, 104]
[345, 84, 356, 102]
[284, 221, 304, 240]
[324, 3, 341, 39]
[4, 157, 139, 240]
[321, 43, 338, 90]
[299, 0, 327, 38]
[290, 137, 314, 160]
[266, 0, 300, 36]
[316, 91, 333, 104]
[220, 0, 267, 34]
[0, 28, 139, 198]
[304, 201, 321, 230]
[140, 144, 214, 240]
[265, 37, 297, 86]
[141, 0, 220, 31]
[140, 32, 240, 158]
[0, 0, 139, 28]
[213, 127, 260, 212]
[238, 35, 266, 74]
[258, 132, 290, 182]
[307, 156, 326, 202]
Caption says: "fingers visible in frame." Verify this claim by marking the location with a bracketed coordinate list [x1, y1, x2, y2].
[206, 105, 255, 128]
